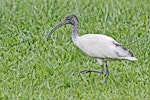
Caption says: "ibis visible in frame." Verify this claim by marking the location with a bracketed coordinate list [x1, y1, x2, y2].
[47, 14, 137, 83]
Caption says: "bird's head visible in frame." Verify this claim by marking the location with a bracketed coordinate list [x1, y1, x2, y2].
[63, 14, 79, 25]
[47, 14, 78, 41]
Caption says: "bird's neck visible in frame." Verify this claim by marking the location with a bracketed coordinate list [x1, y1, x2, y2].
[72, 23, 79, 43]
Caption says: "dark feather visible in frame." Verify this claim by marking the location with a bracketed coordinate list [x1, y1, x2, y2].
[113, 41, 134, 57]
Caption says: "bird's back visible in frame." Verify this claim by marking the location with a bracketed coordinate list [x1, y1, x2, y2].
[75, 34, 137, 61]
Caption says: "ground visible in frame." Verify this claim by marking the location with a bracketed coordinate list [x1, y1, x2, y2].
[0, 0, 150, 99]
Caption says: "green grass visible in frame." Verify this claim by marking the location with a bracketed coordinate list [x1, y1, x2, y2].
[0, 0, 150, 99]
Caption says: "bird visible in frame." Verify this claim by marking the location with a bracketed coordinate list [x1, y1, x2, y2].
[47, 14, 137, 83]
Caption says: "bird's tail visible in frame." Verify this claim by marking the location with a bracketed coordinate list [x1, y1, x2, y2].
[119, 57, 138, 61]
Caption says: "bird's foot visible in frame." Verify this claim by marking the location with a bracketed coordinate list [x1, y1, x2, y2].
[79, 69, 103, 74]
[79, 69, 109, 83]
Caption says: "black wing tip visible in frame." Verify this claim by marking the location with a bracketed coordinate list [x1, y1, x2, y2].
[113, 41, 135, 57]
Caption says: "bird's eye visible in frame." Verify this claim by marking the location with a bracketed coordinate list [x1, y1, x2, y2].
[66, 17, 70, 20]
[65, 16, 72, 20]
[66, 17, 69, 20]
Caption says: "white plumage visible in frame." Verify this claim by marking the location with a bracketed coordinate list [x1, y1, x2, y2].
[47, 14, 137, 83]
[75, 34, 137, 62]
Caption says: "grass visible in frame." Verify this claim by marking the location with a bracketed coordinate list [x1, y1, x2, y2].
[0, 0, 150, 99]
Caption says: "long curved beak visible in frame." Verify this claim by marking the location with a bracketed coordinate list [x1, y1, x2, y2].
[47, 20, 68, 41]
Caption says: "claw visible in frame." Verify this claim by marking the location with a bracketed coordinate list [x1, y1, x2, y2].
[80, 68, 109, 83]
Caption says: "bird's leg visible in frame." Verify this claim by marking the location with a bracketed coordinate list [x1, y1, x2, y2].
[100, 65, 105, 74]
[79, 68, 103, 74]
[79, 65, 105, 74]
[103, 61, 109, 83]
[79, 60, 109, 83]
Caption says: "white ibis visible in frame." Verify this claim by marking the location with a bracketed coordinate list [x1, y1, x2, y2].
[47, 14, 137, 83]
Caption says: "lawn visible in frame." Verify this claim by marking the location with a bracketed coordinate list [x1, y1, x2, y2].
[0, 0, 150, 99]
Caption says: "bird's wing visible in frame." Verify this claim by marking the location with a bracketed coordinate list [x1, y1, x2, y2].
[75, 34, 137, 61]
[112, 41, 137, 60]
[112, 41, 133, 57]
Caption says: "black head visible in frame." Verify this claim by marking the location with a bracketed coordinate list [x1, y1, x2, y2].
[64, 14, 79, 25]
[47, 14, 78, 41]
